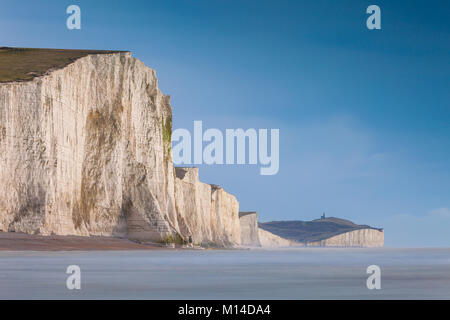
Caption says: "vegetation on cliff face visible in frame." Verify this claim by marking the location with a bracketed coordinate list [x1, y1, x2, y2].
[162, 117, 172, 144]
[0, 47, 126, 83]
[158, 233, 187, 245]
[162, 116, 172, 162]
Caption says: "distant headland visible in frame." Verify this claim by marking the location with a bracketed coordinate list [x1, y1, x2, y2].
[259, 216, 384, 247]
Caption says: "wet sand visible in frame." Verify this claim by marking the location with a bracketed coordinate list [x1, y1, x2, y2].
[0, 232, 168, 251]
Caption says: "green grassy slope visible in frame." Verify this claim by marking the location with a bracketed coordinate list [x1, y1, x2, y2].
[0, 47, 126, 83]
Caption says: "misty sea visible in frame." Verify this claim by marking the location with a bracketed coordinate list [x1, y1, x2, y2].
[0, 248, 449, 299]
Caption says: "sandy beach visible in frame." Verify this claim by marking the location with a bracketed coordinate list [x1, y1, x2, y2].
[0, 232, 168, 251]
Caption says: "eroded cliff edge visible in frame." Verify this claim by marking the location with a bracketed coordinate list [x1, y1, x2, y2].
[0, 49, 241, 246]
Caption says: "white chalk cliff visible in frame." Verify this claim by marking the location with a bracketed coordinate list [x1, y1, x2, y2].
[258, 228, 294, 247]
[0, 51, 241, 246]
[175, 167, 240, 247]
[306, 228, 384, 248]
[0, 49, 383, 249]
[238, 212, 296, 247]
[238, 212, 261, 247]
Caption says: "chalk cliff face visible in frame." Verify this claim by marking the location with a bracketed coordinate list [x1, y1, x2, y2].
[210, 185, 241, 246]
[258, 228, 294, 247]
[239, 212, 261, 247]
[306, 229, 384, 248]
[175, 168, 241, 246]
[0, 51, 241, 246]
[0, 49, 384, 249]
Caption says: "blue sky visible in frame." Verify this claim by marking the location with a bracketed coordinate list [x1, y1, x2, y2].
[1, 0, 449, 246]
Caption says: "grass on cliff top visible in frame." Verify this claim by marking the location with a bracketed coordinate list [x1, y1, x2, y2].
[0, 47, 128, 83]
